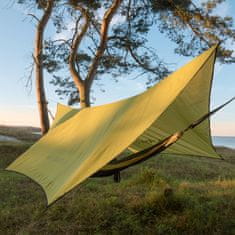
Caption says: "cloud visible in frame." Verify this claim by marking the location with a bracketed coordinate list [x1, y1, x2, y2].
[53, 21, 75, 41]
[96, 7, 125, 26]
[111, 14, 125, 26]
[53, 7, 125, 41]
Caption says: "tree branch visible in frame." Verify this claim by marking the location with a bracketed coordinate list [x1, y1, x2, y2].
[108, 34, 165, 75]
[52, 39, 72, 48]
[127, 45, 161, 75]
[168, 0, 210, 46]
[27, 13, 40, 22]
[68, 5, 90, 89]
[85, 0, 123, 87]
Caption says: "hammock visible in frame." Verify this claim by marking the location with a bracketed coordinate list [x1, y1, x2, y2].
[6, 45, 234, 206]
[93, 96, 235, 180]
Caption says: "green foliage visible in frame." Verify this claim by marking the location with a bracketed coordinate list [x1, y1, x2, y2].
[16, 0, 235, 105]
[69, 0, 101, 10]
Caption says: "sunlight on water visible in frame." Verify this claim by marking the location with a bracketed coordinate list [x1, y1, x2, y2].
[0, 135, 21, 142]
[212, 136, 235, 149]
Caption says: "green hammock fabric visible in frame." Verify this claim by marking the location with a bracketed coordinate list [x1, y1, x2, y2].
[93, 96, 235, 177]
[7, 45, 219, 205]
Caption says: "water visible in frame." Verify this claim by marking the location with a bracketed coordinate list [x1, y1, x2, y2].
[32, 131, 41, 135]
[212, 136, 235, 149]
[0, 135, 21, 142]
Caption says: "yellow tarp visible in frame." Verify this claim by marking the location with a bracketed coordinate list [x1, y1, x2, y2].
[7, 45, 219, 205]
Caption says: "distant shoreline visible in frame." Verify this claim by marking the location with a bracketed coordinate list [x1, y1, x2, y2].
[212, 136, 235, 149]
[0, 125, 234, 149]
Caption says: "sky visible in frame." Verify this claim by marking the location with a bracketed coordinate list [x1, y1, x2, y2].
[0, 1, 234, 136]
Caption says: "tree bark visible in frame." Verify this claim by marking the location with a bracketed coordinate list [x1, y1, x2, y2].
[35, 0, 54, 135]
[69, 0, 123, 108]
[85, 0, 123, 85]
[68, 7, 90, 107]
[78, 82, 90, 108]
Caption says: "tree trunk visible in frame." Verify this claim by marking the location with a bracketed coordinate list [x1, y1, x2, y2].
[69, 0, 122, 109]
[34, 0, 54, 135]
[78, 82, 90, 108]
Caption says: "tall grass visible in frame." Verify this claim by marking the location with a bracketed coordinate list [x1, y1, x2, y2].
[0, 127, 234, 234]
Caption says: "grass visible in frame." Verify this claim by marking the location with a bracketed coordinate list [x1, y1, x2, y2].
[0, 125, 41, 142]
[0, 127, 235, 234]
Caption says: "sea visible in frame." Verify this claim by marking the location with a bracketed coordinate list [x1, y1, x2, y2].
[212, 136, 235, 149]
